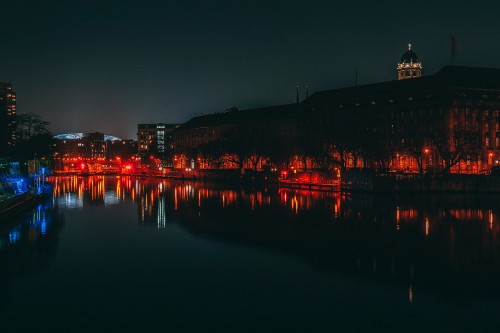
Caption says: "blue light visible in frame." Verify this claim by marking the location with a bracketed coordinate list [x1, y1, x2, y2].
[9, 230, 20, 244]
[41, 168, 46, 175]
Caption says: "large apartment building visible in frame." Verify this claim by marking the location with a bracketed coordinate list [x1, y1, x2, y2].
[0, 82, 17, 155]
[137, 123, 180, 165]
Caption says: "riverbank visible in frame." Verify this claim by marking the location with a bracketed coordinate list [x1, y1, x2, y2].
[0, 185, 52, 222]
[0, 190, 39, 220]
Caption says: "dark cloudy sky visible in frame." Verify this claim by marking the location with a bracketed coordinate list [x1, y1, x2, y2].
[1, 0, 500, 139]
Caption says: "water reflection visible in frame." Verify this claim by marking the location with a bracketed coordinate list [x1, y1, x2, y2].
[1, 199, 63, 249]
[48, 176, 500, 300]
[49, 175, 500, 238]
[0, 198, 65, 308]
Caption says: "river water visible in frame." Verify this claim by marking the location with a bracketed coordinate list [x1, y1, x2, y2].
[1, 176, 500, 332]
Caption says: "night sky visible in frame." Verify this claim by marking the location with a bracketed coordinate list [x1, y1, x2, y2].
[1, 0, 500, 139]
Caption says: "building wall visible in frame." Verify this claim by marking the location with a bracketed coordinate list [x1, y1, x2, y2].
[172, 114, 298, 170]
[107, 140, 138, 160]
[172, 66, 500, 174]
[137, 123, 179, 164]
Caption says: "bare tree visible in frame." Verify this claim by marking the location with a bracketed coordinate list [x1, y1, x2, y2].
[14, 113, 53, 161]
[16, 113, 51, 141]
[432, 124, 480, 174]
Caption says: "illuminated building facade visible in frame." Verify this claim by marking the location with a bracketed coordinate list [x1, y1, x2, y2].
[0, 81, 17, 155]
[173, 65, 500, 174]
[303, 66, 500, 173]
[397, 44, 422, 80]
[53, 132, 137, 173]
[137, 124, 179, 164]
[172, 104, 298, 169]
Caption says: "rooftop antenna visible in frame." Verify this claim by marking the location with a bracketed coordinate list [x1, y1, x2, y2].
[296, 84, 300, 104]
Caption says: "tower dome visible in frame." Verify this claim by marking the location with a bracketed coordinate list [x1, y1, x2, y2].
[397, 43, 423, 80]
[400, 49, 419, 63]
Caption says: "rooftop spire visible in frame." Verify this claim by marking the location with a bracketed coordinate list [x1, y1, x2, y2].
[408, 43, 412, 51]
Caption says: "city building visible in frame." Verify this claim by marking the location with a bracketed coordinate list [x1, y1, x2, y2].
[53, 132, 137, 173]
[137, 123, 179, 165]
[397, 44, 423, 80]
[107, 139, 138, 160]
[304, 65, 500, 173]
[0, 81, 17, 155]
[172, 65, 500, 174]
[172, 104, 298, 169]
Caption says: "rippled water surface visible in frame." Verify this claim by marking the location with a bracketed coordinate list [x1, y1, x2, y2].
[1, 176, 500, 332]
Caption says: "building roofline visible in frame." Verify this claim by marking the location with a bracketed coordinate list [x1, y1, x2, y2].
[177, 65, 500, 130]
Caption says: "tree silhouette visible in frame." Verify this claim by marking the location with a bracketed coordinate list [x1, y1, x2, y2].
[14, 113, 53, 161]
[432, 123, 480, 173]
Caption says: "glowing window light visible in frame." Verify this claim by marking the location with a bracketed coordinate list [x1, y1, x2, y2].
[41, 220, 47, 235]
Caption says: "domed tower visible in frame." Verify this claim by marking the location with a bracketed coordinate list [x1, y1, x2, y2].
[397, 43, 422, 80]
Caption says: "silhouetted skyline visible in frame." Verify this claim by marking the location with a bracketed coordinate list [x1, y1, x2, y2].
[1, 0, 500, 139]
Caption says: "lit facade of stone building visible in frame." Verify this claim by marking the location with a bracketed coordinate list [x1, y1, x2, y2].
[172, 65, 500, 174]
[303, 66, 500, 173]
[172, 104, 298, 170]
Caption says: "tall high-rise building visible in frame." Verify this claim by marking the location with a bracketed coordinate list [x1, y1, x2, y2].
[137, 123, 180, 164]
[397, 44, 423, 80]
[0, 82, 17, 155]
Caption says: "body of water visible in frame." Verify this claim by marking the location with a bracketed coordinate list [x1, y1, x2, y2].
[1, 176, 500, 332]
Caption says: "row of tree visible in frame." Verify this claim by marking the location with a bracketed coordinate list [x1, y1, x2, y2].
[176, 109, 483, 174]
